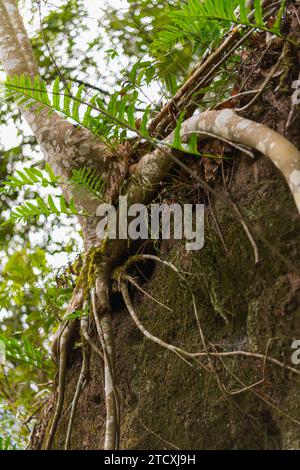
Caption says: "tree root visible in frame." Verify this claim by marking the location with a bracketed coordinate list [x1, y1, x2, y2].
[119, 269, 300, 428]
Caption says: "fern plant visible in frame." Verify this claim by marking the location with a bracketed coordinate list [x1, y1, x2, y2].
[70, 167, 105, 200]
[1, 163, 59, 191]
[3, 195, 79, 225]
[1, 70, 232, 199]
[2, 75, 211, 157]
[1, 163, 107, 225]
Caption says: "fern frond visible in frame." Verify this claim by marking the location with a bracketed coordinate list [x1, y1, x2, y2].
[70, 167, 105, 200]
[2, 195, 79, 225]
[1, 76, 149, 144]
[1, 163, 59, 191]
[154, 0, 289, 52]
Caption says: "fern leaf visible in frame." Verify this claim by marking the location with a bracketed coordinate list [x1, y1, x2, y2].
[35, 197, 50, 215]
[68, 197, 78, 214]
[173, 111, 185, 150]
[254, 0, 264, 27]
[63, 90, 71, 115]
[2, 194, 78, 225]
[272, 0, 286, 32]
[59, 195, 67, 213]
[47, 195, 59, 214]
[52, 77, 60, 111]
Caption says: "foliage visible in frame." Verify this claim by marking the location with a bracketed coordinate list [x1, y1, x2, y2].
[3, 194, 78, 225]
[0, 163, 108, 225]
[2, 75, 145, 144]
[2, 75, 206, 156]
[102, 0, 192, 95]
[0, 435, 17, 450]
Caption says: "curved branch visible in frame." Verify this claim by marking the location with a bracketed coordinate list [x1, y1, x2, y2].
[128, 110, 300, 213]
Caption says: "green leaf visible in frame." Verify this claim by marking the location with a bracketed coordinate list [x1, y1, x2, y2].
[272, 0, 286, 32]
[68, 197, 78, 214]
[126, 103, 136, 128]
[36, 197, 50, 215]
[47, 195, 59, 214]
[59, 195, 67, 213]
[140, 105, 151, 137]
[72, 85, 84, 122]
[188, 133, 199, 155]
[63, 91, 71, 115]
[254, 0, 264, 27]
[45, 163, 58, 183]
